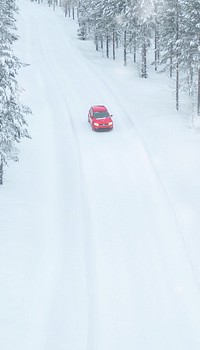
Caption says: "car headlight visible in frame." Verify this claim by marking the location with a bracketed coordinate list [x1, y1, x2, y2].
[108, 122, 113, 126]
[94, 123, 99, 126]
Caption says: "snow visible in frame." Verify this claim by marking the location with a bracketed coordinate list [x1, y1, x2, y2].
[1, 1, 200, 349]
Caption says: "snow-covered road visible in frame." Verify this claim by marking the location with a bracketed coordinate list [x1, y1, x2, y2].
[1, 1, 200, 349]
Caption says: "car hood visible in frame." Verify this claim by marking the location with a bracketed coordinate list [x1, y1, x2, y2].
[93, 117, 112, 123]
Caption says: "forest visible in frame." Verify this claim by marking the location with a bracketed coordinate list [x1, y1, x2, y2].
[60, 0, 200, 115]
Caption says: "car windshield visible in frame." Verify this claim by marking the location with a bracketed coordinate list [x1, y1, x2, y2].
[94, 111, 109, 119]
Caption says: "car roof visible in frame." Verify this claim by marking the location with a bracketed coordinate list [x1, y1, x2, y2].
[92, 105, 107, 112]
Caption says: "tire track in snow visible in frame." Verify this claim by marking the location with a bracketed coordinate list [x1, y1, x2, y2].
[83, 58, 200, 292]
[34, 19, 98, 350]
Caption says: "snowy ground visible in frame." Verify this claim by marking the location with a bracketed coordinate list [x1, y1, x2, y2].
[1, 1, 200, 349]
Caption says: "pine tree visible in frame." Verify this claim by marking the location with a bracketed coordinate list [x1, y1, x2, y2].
[158, 0, 184, 109]
[181, 0, 200, 115]
[135, 0, 154, 78]
[0, 0, 31, 184]
[77, 0, 93, 40]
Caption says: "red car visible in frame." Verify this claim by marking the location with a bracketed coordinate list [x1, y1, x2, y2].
[88, 105, 113, 131]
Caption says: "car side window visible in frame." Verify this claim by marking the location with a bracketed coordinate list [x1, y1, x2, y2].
[90, 108, 93, 117]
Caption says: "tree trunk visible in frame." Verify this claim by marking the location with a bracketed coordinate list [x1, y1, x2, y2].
[154, 27, 159, 71]
[170, 43, 173, 78]
[133, 32, 137, 63]
[112, 30, 115, 60]
[77, 2, 80, 18]
[154, 2, 158, 71]
[175, 0, 179, 110]
[101, 36, 103, 50]
[142, 42, 147, 78]
[197, 67, 200, 116]
[124, 30, 127, 66]
[198, 36, 200, 115]
[95, 34, 98, 51]
[116, 33, 119, 49]
[141, 26, 147, 78]
[106, 34, 109, 58]
[176, 60, 179, 110]
[65, 3, 67, 16]
[0, 159, 3, 185]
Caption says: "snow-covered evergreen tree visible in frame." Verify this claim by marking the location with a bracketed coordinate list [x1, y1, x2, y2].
[76, 0, 93, 40]
[157, 0, 184, 109]
[0, 0, 31, 184]
[181, 0, 200, 114]
[134, 0, 154, 78]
